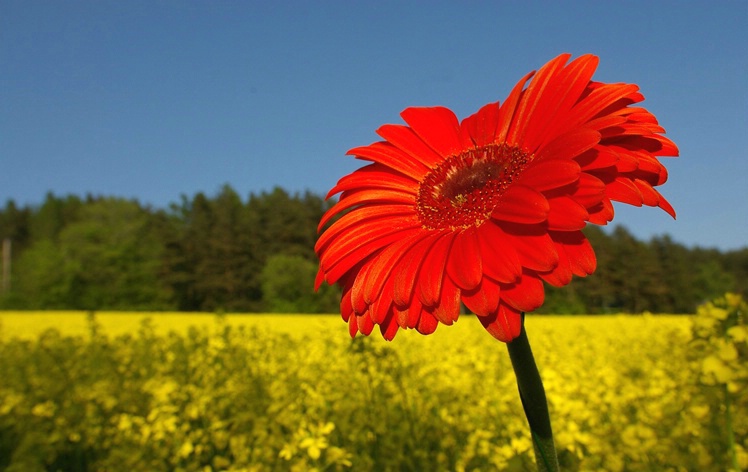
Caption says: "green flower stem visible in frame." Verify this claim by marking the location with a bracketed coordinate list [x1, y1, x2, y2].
[506, 313, 559, 472]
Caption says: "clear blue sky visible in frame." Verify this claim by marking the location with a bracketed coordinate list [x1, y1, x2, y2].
[1, 1, 746, 250]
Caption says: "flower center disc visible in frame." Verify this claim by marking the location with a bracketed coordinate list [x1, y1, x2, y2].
[416, 144, 532, 230]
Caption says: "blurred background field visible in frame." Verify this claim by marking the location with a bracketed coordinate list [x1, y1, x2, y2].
[1, 304, 745, 472]
[0, 311, 332, 340]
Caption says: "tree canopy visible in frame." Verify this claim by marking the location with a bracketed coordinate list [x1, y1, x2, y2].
[1, 187, 745, 314]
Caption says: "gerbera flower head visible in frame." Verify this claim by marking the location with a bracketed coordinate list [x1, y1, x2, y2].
[315, 53, 678, 342]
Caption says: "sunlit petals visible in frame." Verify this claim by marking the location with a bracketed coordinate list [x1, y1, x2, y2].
[566, 173, 606, 208]
[401, 106, 463, 158]
[416, 311, 439, 335]
[461, 101, 501, 148]
[316, 214, 417, 264]
[496, 70, 535, 143]
[356, 311, 375, 336]
[316, 53, 676, 343]
[318, 189, 415, 233]
[430, 277, 461, 325]
[536, 128, 601, 163]
[587, 199, 615, 225]
[446, 227, 482, 291]
[318, 202, 413, 237]
[478, 303, 523, 342]
[492, 184, 549, 224]
[392, 234, 444, 307]
[361, 233, 427, 305]
[506, 53, 571, 150]
[476, 222, 522, 284]
[523, 55, 600, 149]
[325, 163, 418, 200]
[347, 142, 429, 180]
[462, 276, 501, 317]
[417, 233, 455, 306]
[546, 196, 589, 231]
[376, 124, 445, 168]
[379, 310, 399, 341]
[501, 271, 545, 313]
[520, 160, 581, 192]
[606, 177, 644, 207]
[322, 228, 420, 285]
[541, 230, 596, 287]
[498, 222, 559, 272]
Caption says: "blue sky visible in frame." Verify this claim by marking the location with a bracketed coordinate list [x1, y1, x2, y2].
[1, 1, 746, 250]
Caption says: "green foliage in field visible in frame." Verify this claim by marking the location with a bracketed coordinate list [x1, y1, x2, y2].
[1, 301, 747, 471]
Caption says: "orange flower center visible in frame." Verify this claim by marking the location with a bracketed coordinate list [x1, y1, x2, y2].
[416, 144, 532, 230]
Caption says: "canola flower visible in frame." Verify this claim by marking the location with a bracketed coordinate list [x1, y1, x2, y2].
[0, 311, 745, 471]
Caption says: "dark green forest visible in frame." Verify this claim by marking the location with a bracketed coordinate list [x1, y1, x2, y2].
[0, 185, 745, 314]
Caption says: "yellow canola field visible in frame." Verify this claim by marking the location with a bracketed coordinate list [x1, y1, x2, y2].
[0, 309, 746, 471]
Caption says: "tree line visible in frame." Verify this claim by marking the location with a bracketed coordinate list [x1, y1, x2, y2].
[0, 186, 745, 314]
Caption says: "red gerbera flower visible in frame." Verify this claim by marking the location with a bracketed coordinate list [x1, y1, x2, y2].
[315, 53, 678, 342]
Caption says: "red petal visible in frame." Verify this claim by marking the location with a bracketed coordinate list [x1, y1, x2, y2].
[478, 303, 523, 342]
[634, 179, 661, 207]
[542, 230, 596, 285]
[400, 106, 463, 158]
[317, 215, 417, 268]
[533, 55, 600, 145]
[587, 199, 615, 225]
[507, 54, 571, 150]
[431, 277, 461, 325]
[535, 128, 601, 162]
[362, 232, 427, 305]
[520, 159, 581, 192]
[325, 163, 417, 199]
[539, 243, 573, 287]
[658, 194, 676, 219]
[322, 228, 421, 285]
[492, 184, 549, 224]
[547, 196, 589, 230]
[501, 272, 545, 313]
[339, 278, 355, 321]
[462, 276, 501, 317]
[376, 124, 445, 168]
[476, 221, 522, 283]
[554, 231, 596, 276]
[575, 147, 619, 171]
[357, 312, 375, 336]
[397, 297, 422, 329]
[314, 266, 326, 291]
[348, 314, 358, 337]
[318, 201, 413, 236]
[606, 177, 644, 207]
[350, 261, 374, 314]
[347, 142, 429, 180]
[346, 142, 429, 181]
[523, 55, 600, 150]
[499, 223, 559, 272]
[416, 311, 439, 335]
[496, 70, 535, 143]
[563, 83, 640, 132]
[393, 234, 444, 307]
[446, 227, 483, 290]
[418, 233, 456, 306]
[369, 295, 393, 325]
[379, 310, 399, 340]
[461, 101, 500, 148]
[568, 173, 606, 208]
